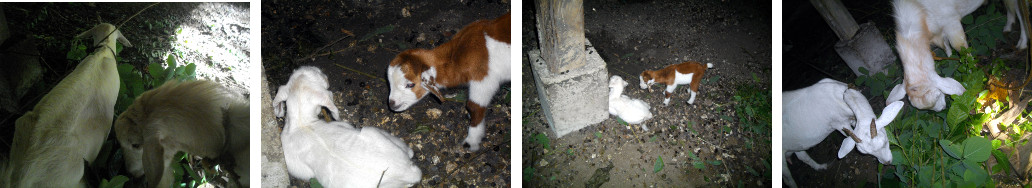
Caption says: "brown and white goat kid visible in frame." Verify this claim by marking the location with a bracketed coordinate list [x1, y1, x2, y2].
[386, 13, 510, 151]
[888, 0, 968, 111]
[639, 61, 713, 106]
[2, 23, 130, 188]
[114, 80, 249, 188]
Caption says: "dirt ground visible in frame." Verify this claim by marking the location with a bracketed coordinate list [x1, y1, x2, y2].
[261, 1, 511, 187]
[521, 0, 772, 187]
[784, 0, 1030, 187]
[0, 2, 250, 186]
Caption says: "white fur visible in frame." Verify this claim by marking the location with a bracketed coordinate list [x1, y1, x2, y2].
[608, 76, 653, 129]
[891, 0, 969, 111]
[782, 78, 905, 188]
[386, 65, 420, 111]
[462, 34, 510, 151]
[273, 66, 340, 125]
[277, 67, 422, 188]
[114, 80, 249, 188]
[1005, 0, 1028, 49]
[2, 23, 129, 188]
[905, 0, 984, 56]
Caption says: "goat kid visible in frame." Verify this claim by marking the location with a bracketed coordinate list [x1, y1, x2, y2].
[114, 80, 249, 188]
[783, 78, 905, 188]
[639, 61, 713, 106]
[2, 23, 130, 188]
[890, 0, 969, 111]
[386, 13, 510, 151]
[608, 75, 653, 129]
[275, 66, 422, 188]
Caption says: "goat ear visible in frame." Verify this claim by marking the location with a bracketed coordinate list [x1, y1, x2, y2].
[838, 137, 856, 159]
[886, 83, 907, 105]
[317, 89, 340, 121]
[115, 29, 133, 47]
[272, 86, 290, 117]
[936, 77, 966, 95]
[876, 101, 905, 128]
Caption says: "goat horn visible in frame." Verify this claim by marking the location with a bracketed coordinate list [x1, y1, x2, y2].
[842, 128, 862, 143]
[870, 119, 877, 138]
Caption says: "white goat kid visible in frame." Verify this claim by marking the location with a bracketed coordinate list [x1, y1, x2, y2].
[1, 23, 130, 188]
[274, 67, 422, 188]
[608, 75, 653, 129]
[889, 0, 969, 111]
[782, 78, 905, 188]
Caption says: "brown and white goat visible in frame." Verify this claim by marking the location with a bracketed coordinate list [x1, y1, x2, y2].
[386, 13, 510, 151]
[2, 23, 130, 188]
[639, 61, 713, 106]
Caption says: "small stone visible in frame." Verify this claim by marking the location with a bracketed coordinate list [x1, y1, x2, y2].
[427, 108, 443, 119]
[432, 155, 441, 164]
[446, 162, 457, 172]
[401, 7, 412, 17]
[400, 113, 413, 120]
[538, 159, 548, 167]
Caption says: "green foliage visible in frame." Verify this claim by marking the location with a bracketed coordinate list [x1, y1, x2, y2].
[961, 2, 1007, 56]
[532, 133, 551, 150]
[862, 8, 1025, 183]
[114, 54, 197, 114]
[654, 156, 664, 173]
[99, 176, 129, 188]
[732, 81, 771, 135]
[310, 178, 324, 188]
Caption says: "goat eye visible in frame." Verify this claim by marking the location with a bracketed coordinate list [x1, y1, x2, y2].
[405, 83, 415, 88]
[131, 143, 140, 148]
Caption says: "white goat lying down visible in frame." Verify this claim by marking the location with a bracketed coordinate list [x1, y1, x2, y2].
[783, 79, 905, 188]
[889, 0, 969, 111]
[1, 23, 130, 188]
[274, 66, 422, 188]
[114, 80, 249, 188]
[608, 75, 653, 129]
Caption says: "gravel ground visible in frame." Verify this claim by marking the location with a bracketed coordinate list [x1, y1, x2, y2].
[522, 0, 772, 187]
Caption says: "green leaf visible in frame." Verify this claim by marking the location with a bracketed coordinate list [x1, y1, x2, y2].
[654, 156, 664, 172]
[940, 139, 962, 159]
[707, 160, 722, 165]
[688, 151, 699, 160]
[310, 178, 324, 188]
[962, 136, 991, 162]
[692, 161, 705, 169]
[991, 149, 1011, 174]
[99, 176, 129, 188]
[946, 103, 969, 127]
[148, 63, 166, 82]
[962, 15, 974, 25]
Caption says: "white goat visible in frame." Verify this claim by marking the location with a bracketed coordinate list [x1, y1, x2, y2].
[783, 78, 905, 188]
[274, 66, 422, 188]
[888, 0, 969, 111]
[608, 75, 653, 129]
[1, 23, 130, 188]
[1005, 0, 1028, 49]
[113, 80, 249, 188]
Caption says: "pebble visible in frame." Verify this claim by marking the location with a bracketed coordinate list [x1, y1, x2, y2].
[401, 7, 411, 17]
[432, 155, 440, 164]
[400, 113, 413, 120]
[446, 162, 457, 172]
[427, 108, 443, 119]
[538, 159, 549, 167]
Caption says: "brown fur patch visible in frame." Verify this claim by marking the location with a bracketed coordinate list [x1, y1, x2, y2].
[642, 61, 710, 91]
[388, 12, 511, 90]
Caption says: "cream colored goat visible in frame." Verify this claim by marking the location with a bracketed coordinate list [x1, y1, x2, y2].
[1, 23, 130, 188]
[888, 0, 969, 111]
[114, 80, 249, 188]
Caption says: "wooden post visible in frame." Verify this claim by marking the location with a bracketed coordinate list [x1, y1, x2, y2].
[536, 0, 586, 73]
[811, 0, 859, 40]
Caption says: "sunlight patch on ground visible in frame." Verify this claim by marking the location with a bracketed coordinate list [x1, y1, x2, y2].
[164, 2, 250, 94]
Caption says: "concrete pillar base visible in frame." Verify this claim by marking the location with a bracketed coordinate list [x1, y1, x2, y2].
[529, 40, 609, 138]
